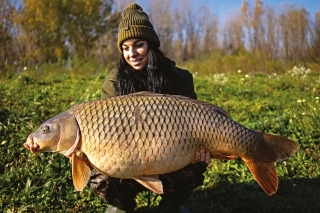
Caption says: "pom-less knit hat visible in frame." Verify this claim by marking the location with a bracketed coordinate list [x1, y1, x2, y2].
[117, 3, 160, 52]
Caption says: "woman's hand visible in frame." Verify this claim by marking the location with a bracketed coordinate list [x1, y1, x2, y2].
[192, 146, 211, 164]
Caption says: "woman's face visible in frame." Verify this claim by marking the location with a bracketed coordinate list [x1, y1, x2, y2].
[122, 39, 148, 70]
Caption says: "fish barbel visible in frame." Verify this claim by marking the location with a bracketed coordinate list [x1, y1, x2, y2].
[24, 92, 299, 195]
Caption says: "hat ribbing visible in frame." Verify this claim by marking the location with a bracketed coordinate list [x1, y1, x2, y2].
[117, 3, 160, 52]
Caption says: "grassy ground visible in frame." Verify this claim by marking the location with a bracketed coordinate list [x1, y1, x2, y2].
[0, 63, 319, 212]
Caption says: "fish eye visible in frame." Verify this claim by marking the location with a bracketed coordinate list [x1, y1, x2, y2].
[41, 125, 50, 134]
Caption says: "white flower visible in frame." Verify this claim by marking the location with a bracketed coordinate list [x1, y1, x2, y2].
[297, 99, 306, 104]
[286, 65, 312, 77]
[213, 73, 228, 85]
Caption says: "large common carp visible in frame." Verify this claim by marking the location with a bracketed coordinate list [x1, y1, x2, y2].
[24, 92, 299, 195]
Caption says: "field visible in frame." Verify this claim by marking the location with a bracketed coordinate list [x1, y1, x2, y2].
[0, 63, 319, 213]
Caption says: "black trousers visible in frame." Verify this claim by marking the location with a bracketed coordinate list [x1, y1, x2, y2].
[89, 163, 207, 212]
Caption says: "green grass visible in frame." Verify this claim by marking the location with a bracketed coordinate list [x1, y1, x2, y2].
[0, 64, 319, 212]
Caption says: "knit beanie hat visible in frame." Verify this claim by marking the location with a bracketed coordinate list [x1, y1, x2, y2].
[117, 3, 160, 52]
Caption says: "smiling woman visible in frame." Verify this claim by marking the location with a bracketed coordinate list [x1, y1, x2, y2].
[92, 3, 210, 213]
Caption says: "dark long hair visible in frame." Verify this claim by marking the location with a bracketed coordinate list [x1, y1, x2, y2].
[116, 43, 175, 95]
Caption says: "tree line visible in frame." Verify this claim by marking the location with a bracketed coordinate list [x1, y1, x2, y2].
[1, 0, 320, 72]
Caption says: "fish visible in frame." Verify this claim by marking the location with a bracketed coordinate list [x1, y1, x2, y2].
[24, 91, 300, 195]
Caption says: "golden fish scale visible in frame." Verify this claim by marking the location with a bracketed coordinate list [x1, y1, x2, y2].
[69, 95, 260, 178]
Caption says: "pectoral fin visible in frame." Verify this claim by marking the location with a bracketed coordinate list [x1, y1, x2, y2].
[71, 152, 91, 191]
[133, 175, 163, 194]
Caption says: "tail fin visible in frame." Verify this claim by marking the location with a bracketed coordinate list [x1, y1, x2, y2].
[243, 133, 299, 196]
[262, 133, 300, 161]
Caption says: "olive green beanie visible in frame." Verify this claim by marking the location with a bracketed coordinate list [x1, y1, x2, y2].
[117, 3, 160, 52]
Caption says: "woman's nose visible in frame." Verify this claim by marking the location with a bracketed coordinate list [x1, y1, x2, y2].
[128, 48, 137, 57]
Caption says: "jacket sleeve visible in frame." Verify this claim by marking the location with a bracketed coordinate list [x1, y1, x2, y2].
[175, 68, 197, 100]
[101, 68, 118, 99]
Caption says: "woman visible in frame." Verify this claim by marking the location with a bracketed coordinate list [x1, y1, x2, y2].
[89, 3, 210, 213]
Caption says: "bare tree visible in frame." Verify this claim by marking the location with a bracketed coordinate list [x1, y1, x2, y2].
[148, 0, 174, 57]
[184, 5, 202, 60]
[172, 0, 188, 62]
[309, 11, 320, 62]
[241, 0, 252, 51]
[279, 4, 310, 61]
[223, 11, 245, 54]
[200, 6, 219, 55]
[94, 9, 121, 67]
[0, 0, 15, 66]
[252, 0, 265, 53]
[264, 6, 279, 59]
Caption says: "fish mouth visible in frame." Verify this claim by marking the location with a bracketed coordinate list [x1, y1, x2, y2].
[24, 135, 40, 153]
